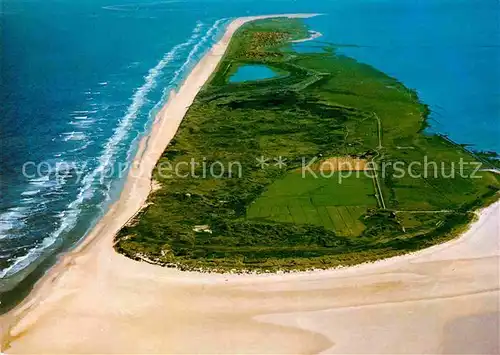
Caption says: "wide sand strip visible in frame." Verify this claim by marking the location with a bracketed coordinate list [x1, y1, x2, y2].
[1, 14, 499, 354]
[2, 201, 498, 353]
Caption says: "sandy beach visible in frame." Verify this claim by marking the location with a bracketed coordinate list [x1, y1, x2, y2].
[1, 13, 499, 354]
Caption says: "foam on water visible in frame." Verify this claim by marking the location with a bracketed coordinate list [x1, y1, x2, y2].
[142, 18, 225, 145]
[0, 21, 210, 279]
[28, 176, 50, 186]
[0, 208, 28, 239]
[1, 0, 498, 308]
[69, 119, 95, 129]
[123, 20, 205, 165]
[62, 132, 87, 141]
[20, 190, 41, 197]
[68, 140, 93, 153]
[169, 19, 226, 85]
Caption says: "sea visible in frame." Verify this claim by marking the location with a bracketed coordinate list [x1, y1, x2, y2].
[1, 0, 499, 309]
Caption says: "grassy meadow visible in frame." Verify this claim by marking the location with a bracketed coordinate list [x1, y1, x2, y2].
[247, 172, 375, 236]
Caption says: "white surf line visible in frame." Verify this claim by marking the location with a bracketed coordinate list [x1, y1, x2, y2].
[134, 19, 224, 165]
[0, 22, 207, 280]
[0, 208, 28, 240]
[123, 21, 204, 165]
[0, 12, 321, 314]
[168, 18, 227, 85]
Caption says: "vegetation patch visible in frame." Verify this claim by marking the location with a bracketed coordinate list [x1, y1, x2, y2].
[247, 172, 375, 235]
[115, 18, 499, 272]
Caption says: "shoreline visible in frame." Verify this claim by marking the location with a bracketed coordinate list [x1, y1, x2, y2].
[0, 12, 321, 347]
[291, 30, 323, 43]
[1, 13, 499, 353]
[2, 199, 497, 352]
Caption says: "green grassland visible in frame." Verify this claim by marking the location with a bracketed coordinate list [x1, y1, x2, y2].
[247, 172, 375, 237]
[115, 18, 499, 271]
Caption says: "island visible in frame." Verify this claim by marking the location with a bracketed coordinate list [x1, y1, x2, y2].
[2, 15, 498, 355]
[115, 17, 499, 272]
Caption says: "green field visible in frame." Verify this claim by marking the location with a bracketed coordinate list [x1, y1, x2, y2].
[115, 17, 500, 272]
[247, 172, 375, 236]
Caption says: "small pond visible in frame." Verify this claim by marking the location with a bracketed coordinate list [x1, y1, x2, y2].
[229, 64, 279, 83]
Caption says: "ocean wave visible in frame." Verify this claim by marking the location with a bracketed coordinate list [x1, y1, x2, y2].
[28, 176, 50, 186]
[71, 110, 95, 114]
[69, 119, 95, 128]
[63, 132, 87, 141]
[124, 21, 205, 164]
[68, 139, 93, 153]
[0, 21, 210, 279]
[0, 235, 56, 278]
[193, 20, 203, 34]
[169, 19, 226, 85]
[20, 189, 41, 197]
[0, 207, 28, 240]
[143, 18, 225, 141]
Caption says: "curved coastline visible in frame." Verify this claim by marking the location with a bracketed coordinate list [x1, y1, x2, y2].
[291, 30, 323, 43]
[1, 13, 499, 354]
[0, 12, 322, 347]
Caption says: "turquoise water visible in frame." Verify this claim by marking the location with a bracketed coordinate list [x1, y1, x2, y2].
[229, 65, 279, 82]
[1, 0, 499, 303]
